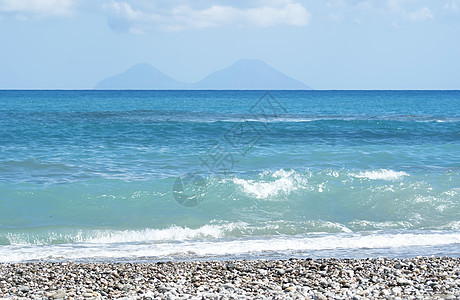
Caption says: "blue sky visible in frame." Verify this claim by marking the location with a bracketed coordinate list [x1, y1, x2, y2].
[0, 0, 459, 89]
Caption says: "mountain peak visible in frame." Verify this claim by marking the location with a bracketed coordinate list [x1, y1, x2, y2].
[95, 60, 311, 90]
[233, 58, 266, 65]
[128, 63, 157, 71]
[95, 63, 182, 90]
[195, 59, 310, 90]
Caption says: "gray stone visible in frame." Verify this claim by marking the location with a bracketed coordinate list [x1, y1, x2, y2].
[83, 292, 94, 297]
[391, 286, 402, 295]
[257, 269, 268, 276]
[222, 283, 235, 290]
[47, 290, 66, 299]
[319, 278, 329, 287]
[18, 285, 30, 292]
[315, 292, 327, 300]
[284, 286, 296, 292]
[396, 277, 413, 286]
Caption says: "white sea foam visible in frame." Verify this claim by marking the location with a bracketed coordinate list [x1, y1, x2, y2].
[351, 169, 410, 181]
[232, 169, 307, 199]
[218, 118, 313, 123]
[1, 223, 248, 246]
[87, 225, 227, 244]
[321, 221, 353, 233]
[349, 220, 413, 230]
[1, 231, 459, 263]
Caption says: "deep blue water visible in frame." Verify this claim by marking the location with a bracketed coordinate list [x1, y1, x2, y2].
[0, 90, 459, 262]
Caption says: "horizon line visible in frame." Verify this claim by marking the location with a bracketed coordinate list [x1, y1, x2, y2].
[1, 89, 460, 92]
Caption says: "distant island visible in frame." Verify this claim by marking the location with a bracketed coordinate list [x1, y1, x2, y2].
[95, 59, 311, 90]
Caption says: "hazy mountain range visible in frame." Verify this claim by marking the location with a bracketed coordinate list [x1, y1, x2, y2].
[95, 59, 311, 90]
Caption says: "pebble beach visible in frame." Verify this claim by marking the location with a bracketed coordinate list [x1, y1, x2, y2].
[0, 257, 459, 299]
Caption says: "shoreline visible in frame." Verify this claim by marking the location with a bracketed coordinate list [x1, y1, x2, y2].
[0, 257, 459, 299]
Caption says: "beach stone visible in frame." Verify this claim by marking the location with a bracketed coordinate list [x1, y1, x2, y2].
[394, 263, 404, 269]
[226, 263, 236, 270]
[396, 277, 412, 286]
[331, 282, 340, 290]
[258, 269, 268, 276]
[284, 286, 296, 292]
[223, 283, 235, 290]
[18, 285, 30, 292]
[315, 292, 327, 300]
[391, 286, 402, 295]
[83, 292, 94, 297]
[319, 278, 329, 287]
[46, 290, 66, 299]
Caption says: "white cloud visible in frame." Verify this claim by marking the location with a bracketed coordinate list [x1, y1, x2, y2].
[444, 0, 459, 12]
[0, 0, 76, 19]
[103, 0, 311, 33]
[408, 6, 433, 21]
[324, 0, 437, 25]
[387, 0, 403, 13]
[387, 1, 434, 22]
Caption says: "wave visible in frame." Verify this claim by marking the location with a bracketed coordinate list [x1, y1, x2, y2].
[3, 216, 460, 248]
[230, 168, 412, 199]
[0, 230, 459, 262]
[1, 168, 458, 233]
[0, 221, 344, 246]
[2, 110, 460, 124]
[350, 169, 410, 180]
[230, 169, 308, 199]
[1, 225, 231, 246]
[86, 223, 242, 244]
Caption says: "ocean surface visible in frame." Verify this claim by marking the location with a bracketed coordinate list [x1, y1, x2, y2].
[0, 90, 459, 263]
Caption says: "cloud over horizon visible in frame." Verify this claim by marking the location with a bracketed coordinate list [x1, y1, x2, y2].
[408, 6, 433, 21]
[325, 0, 437, 25]
[103, 0, 311, 33]
[0, 0, 76, 19]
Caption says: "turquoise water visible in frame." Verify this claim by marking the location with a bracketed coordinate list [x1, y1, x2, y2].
[0, 90, 459, 262]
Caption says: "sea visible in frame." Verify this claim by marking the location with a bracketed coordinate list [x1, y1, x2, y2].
[0, 90, 459, 263]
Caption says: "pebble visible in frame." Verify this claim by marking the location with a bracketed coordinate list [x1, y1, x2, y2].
[284, 286, 296, 292]
[257, 268, 268, 276]
[396, 277, 412, 286]
[0, 257, 458, 299]
[83, 292, 94, 297]
[17, 286, 29, 293]
[222, 283, 235, 290]
[276, 268, 286, 275]
[316, 292, 327, 300]
[46, 290, 66, 299]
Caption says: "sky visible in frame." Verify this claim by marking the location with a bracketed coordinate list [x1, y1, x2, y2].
[0, 0, 459, 90]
